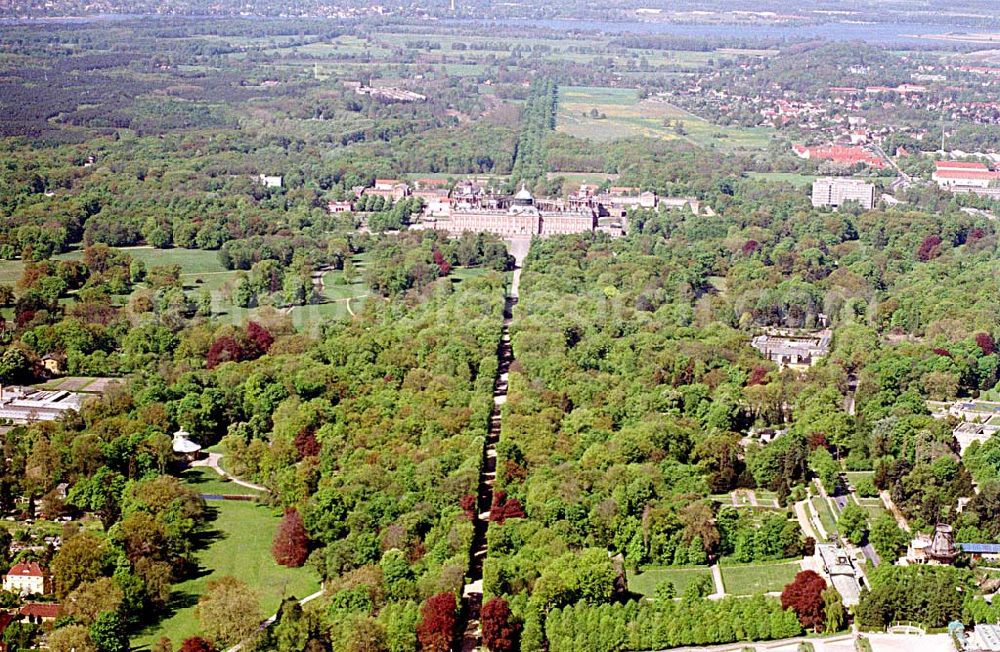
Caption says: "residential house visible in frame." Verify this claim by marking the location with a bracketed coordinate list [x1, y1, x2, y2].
[19, 603, 62, 626]
[3, 562, 51, 596]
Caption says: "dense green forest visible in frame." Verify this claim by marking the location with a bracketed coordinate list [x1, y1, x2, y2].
[1, 12, 1000, 652]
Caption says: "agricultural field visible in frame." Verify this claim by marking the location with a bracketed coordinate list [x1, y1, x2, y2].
[556, 86, 773, 149]
[131, 500, 319, 649]
[720, 560, 801, 596]
[627, 566, 714, 599]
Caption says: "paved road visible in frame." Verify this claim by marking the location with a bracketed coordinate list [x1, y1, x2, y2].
[860, 543, 881, 567]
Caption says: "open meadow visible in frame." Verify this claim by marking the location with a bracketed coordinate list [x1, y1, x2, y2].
[131, 499, 319, 649]
[556, 85, 772, 149]
[720, 559, 802, 596]
[627, 566, 714, 599]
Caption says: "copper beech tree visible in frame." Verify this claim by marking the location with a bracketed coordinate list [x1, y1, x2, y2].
[272, 508, 310, 567]
[780, 570, 827, 631]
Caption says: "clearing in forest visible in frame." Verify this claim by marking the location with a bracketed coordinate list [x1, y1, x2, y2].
[556, 85, 772, 149]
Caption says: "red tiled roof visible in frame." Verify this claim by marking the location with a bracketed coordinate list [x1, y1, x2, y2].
[794, 144, 886, 168]
[6, 562, 46, 577]
[933, 170, 1000, 180]
[935, 160, 990, 171]
[19, 603, 62, 619]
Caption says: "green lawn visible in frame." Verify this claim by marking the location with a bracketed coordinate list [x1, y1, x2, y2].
[57, 246, 227, 275]
[0, 259, 23, 284]
[811, 495, 839, 536]
[858, 497, 887, 520]
[721, 560, 801, 596]
[627, 566, 713, 599]
[131, 501, 320, 649]
[178, 466, 264, 497]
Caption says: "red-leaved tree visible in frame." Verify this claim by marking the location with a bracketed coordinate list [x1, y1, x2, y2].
[417, 592, 456, 652]
[917, 234, 943, 261]
[490, 491, 525, 524]
[781, 570, 827, 630]
[206, 322, 275, 369]
[482, 597, 520, 652]
[245, 321, 274, 357]
[432, 250, 452, 276]
[294, 428, 320, 458]
[179, 637, 216, 652]
[272, 508, 310, 567]
[976, 332, 995, 356]
[746, 366, 768, 386]
[206, 336, 246, 369]
[459, 494, 477, 520]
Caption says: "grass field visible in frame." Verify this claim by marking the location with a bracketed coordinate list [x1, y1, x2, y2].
[721, 560, 801, 596]
[57, 246, 228, 276]
[627, 566, 713, 599]
[857, 496, 888, 520]
[0, 259, 22, 284]
[131, 500, 319, 649]
[811, 495, 839, 535]
[178, 466, 264, 497]
[556, 85, 773, 149]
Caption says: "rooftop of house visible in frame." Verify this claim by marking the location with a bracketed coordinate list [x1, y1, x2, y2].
[6, 561, 46, 577]
[19, 603, 62, 619]
[933, 169, 1000, 180]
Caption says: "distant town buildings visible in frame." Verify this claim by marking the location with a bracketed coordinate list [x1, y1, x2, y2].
[792, 144, 887, 169]
[345, 81, 426, 102]
[365, 179, 411, 202]
[751, 329, 832, 369]
[3, 562, 50, 596]
[811, 177, 876, 210]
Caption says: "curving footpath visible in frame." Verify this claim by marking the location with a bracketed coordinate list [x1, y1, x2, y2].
[191, 452, 270, 493]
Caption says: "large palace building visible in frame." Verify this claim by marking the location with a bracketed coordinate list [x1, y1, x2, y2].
[429, 184, 605, 237]
[397, 180, 707, 239]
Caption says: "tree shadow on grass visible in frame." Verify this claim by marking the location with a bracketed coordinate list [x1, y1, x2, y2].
[129, 507, 225, 650]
